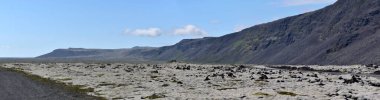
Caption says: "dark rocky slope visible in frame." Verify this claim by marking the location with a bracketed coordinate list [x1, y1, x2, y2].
[140, 0, 380, 65]
[39, 0, 380, 65]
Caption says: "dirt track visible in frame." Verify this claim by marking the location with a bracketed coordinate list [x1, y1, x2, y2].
[0, 69, 99, 100]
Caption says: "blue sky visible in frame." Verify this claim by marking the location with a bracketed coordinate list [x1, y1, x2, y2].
[0, 0, 336, 57]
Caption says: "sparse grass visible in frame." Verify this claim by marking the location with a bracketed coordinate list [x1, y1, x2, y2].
[231, 79, 242, 81]
[162, 84, 170, 87]
[254, 81, 267, 86]
[94, 91, 104, 96]
[150, 75, 159, 79]
[135, 86, 147, 89]
[99, 83, 117, 86]
[58, 77, 72, 81]
[277, 91, 297, 96]
[0, 67, 106, 100]
[66, 85, 95, 93]
[12, 67, 24, 71]
[150, 70, 159, 73]
[217, 87, 237, 91]
[212, 84, 221, 87]
[112, 97, 124, 100]
[96, 74, 105, 77]
[171, 79, 178, 83]
[116, 84, 128, 87]
[46, 65, 54, 68]
[141, 93, 166, 99]
[253, 92, 272, 96]
[170, 78, 183, 84]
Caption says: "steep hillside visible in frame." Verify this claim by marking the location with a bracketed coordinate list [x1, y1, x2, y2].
[39, 0, 380, 65]
[140, 0, 380, 65]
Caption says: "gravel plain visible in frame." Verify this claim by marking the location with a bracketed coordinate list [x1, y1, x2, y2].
[1, 63, 380, 100]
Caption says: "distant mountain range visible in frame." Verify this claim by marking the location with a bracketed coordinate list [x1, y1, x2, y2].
[38, 47, 156, 60]
[38, 0, 380, 65]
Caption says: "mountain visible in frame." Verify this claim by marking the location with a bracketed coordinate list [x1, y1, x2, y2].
[37, 47, 156, 60]
[39, 0, 380, 65]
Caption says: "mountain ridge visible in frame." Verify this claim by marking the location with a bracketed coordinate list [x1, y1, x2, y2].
[38, 46, 157, 59]
[38, 0, 380, 65]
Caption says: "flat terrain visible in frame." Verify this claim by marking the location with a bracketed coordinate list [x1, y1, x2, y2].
[1, 63, 380, 99]
[0, 68, 101, 100]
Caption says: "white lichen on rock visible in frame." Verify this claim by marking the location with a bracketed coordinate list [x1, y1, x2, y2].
[2, 63, 380, 99]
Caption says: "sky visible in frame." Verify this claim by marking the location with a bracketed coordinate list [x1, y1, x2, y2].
[0, 0, 336, 57]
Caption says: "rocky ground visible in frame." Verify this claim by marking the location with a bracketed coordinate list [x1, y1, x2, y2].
[1, 63, 380, 100]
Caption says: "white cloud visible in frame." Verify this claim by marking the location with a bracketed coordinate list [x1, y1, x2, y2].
[281, 0, 336, 6]
[125, 28, 161, 37]
[173, 25, 208, 37]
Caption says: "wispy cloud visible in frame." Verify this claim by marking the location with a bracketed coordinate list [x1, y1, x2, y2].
[124, 25, 208, 38]
[124, 28, 162, 37]
[281, 0, 336, 6]
[173, 25, 208, 37]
